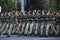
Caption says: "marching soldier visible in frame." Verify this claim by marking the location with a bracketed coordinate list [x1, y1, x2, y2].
[32, 10, 37, 20]
[55, 12, 60, 36]
[4, 12, 7, 22]
[40, 10, 46, 36]
[15, 11, 19, 24]
[28, 11, 33, 21]
[36, 10, 42, 36]
[20, 12, 24, 21]
[37, 10, 42, 20]
[0, 13, 7, 35]
[22, 11, 26, 21]
[1, 13, 4, 23]
[0, 13, 1, 23]
[24, 11, 28, 21]
[45, 10, 55, 36]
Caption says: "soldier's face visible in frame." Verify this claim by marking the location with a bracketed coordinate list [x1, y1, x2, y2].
[34, 10, 36, 12]
[48, 11, 50, 13]
[28, 12, 30, 15]
[8, 13, 10, 16]
[47, 11, 51, 14]
[56, 13, 59, 15]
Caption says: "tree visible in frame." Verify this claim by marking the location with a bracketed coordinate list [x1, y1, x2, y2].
[0, 0, 19, 12]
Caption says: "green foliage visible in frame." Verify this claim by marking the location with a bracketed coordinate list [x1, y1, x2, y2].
[44, 0, 60, 11]
[0, 0, 18, 12]
[56, 0, 60, 11]
[0, 0, 60, 12]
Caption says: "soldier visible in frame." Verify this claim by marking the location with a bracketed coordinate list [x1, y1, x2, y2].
[0, 13, 7, 35]
[20, 12, 24, 21]
[24, 11, 28, 21]
[37, 10, 42, 20]
[40, 10, 46, 36]
[46, 10, 54, 36]
[15, 11, 19, 24]
[36, 10, 42, 35]
[24, 11, 29, 21]
[18, 12, 22, 22]
[0, 13, 1, 23]
[4, 12, 7, 22]
[22, 11, 26, 21]
[24, 20, 30, 35]
[16, 12, 24, 35]
[1, 12, 10, 35]
[7, 12, 14, 36]
[34, 10, 38, 21]
[0, 13, 1, 31]
[3, 12, 9, 34]
[12, 11, 18, 35]
[28, 11, 33, 21]
[32, 10, 37, 20]
[16, 11, 20, 23]
[1, 13, 4, 23]
[55, 12, 60, 36]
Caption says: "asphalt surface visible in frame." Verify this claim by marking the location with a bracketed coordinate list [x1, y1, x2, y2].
[0, 35, 60, 40]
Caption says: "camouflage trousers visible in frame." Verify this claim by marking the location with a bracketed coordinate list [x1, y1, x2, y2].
[0, 21, 60, 36]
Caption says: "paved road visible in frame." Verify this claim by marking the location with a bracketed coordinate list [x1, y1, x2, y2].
[0, 36, 60, 40]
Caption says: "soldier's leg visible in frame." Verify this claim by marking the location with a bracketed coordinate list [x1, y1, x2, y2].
[53, 23, 60, 35]
[12, 25, 15, 35]
[20, 22, 25, 34]
[34, 22, 39, 35]
[24, 22, 30, 34]
[49, 22, 54, 36]
[1, 22, 9, 35]
[46, 21, 54, 36]
[46, 22, 51, 36]
[40, 21, 45, 35]
[0, 23, 3, 30]
[0, 22, 6, 34]
[16, 22, 22, 34]
[38, 21, 41, 36]
[28, 22, 34, 34]
[0, 22, 2, 28]
[7, 23, 13, 35]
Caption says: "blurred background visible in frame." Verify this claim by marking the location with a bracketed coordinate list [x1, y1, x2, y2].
[0, 0, 60, 12]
